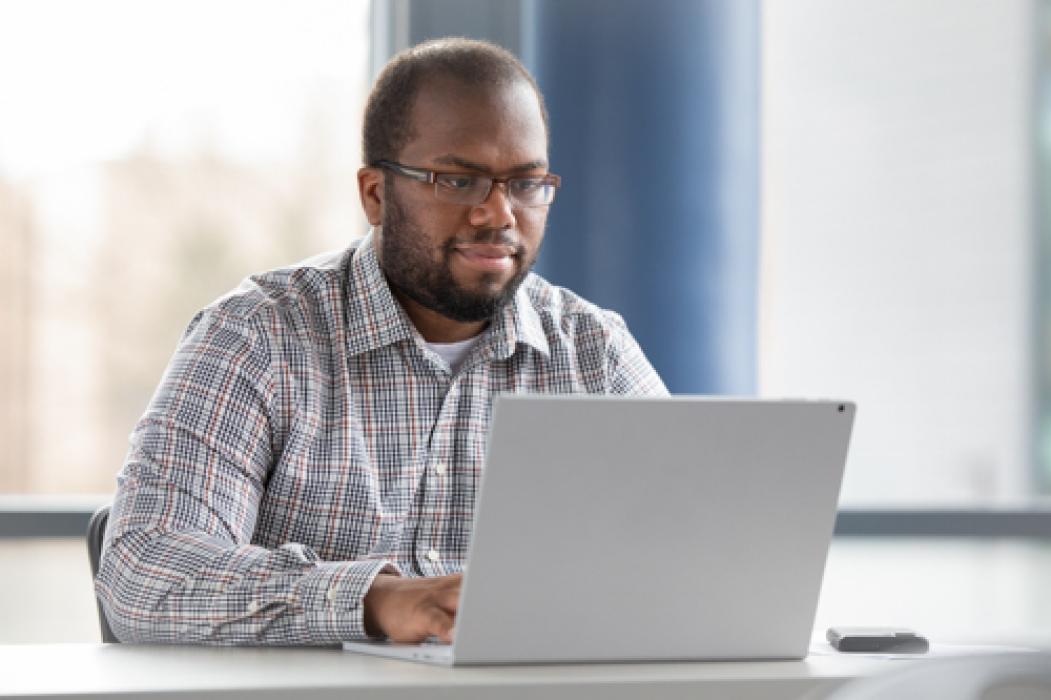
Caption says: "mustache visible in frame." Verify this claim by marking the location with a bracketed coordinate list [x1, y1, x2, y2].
[448, 230, 523, 252]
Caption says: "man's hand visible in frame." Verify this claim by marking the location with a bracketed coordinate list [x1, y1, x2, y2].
[363, 573, 462, 643]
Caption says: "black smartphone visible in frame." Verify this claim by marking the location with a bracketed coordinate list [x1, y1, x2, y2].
[826, 627, 929, 653]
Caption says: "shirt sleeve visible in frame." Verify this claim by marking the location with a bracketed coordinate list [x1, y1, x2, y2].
[603, 311, 670, 396]
[95, 308, 395, 645]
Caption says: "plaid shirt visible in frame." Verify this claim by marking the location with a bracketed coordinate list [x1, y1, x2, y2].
[97, 231, 666, 645]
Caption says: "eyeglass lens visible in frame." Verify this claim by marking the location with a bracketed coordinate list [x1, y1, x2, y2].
[434, 174, 556, 207]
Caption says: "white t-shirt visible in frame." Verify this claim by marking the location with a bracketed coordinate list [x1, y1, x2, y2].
[425, 335, 483, 373]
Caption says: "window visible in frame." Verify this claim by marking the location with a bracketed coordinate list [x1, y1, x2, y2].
[0, 0, 372, 494]
[1040, 0, 1051, 497]
[761, 1, 1043, 507]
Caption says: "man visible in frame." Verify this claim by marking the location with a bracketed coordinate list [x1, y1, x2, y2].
[97, 37, 666, 645]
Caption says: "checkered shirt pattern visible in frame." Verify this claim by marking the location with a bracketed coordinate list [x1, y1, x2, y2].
[96, 231, 667, 645]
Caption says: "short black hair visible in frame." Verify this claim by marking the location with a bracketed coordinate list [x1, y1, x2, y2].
[363, 37, 549, 166]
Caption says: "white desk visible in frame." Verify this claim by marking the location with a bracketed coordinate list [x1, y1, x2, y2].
[0, 643, 901, 699]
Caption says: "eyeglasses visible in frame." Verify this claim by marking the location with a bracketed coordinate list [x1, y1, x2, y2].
[375, 160, 561, 208]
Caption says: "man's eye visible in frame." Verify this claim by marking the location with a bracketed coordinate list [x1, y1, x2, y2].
[509, 178, 544, 194]
[438, 176, 477, 190]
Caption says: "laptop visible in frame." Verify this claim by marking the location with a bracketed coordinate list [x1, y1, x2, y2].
[343, 395, 855, 665]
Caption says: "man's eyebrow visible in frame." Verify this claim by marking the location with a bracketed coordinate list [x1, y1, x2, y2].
[431, 154, 548, 174]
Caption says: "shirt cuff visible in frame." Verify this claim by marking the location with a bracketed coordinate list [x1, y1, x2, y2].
[298, 559, 399, 642]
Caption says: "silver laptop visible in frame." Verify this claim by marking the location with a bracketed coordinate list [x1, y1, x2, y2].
[344, 395, 855, 665]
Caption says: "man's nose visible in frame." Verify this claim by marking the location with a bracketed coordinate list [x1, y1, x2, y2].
[468, 181, 517, 230]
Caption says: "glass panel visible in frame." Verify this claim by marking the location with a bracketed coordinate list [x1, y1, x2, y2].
[1039, 1, 1051, 497]
[0, 0, 372, 493]
[761, 1, 1041, 506]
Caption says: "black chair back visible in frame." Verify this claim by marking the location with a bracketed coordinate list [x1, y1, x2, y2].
[86, 505, 119, 643]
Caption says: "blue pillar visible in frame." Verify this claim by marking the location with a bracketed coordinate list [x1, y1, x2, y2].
[526, 0, 759, 394]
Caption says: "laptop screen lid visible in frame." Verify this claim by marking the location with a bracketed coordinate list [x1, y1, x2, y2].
[447, 395, 855, 664]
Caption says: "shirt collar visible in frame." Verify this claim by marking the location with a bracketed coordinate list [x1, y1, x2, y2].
[343, 228, 550, 359]
[343, 230, 418, 356]
[485, 281, 550, 360]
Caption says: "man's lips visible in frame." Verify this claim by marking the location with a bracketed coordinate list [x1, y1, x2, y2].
[452, 243, 517, 273]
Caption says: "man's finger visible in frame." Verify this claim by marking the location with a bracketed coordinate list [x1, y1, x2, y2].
[434, 572, 463, 588]
[426, 607, 456, 643]
[435, 579, 462, 613]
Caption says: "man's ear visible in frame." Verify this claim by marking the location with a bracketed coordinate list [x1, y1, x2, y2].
[358, 167, 384, 226]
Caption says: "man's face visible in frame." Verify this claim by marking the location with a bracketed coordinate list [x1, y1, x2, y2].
[376, 77, 551, 324]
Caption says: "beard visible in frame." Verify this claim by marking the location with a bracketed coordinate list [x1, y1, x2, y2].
[379, 189, 537, 324]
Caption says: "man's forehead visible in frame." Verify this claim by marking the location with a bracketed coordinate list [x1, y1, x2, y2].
[409, 77, 542, 125]
[432, 153, 547, 175]
[401, 77, 548, 168]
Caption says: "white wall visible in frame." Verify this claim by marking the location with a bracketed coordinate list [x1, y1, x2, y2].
[0, 539, 98, 643]
[761, 0, 1035, 505]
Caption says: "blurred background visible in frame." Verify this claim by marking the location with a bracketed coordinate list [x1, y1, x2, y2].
[1, 0, 1050, 646]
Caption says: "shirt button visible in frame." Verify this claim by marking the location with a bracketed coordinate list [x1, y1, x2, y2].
[247, 601, 261, 613]
[326, 586, 339, 603]
[434, 463, 448, 476]
[427, 549, 440, 562]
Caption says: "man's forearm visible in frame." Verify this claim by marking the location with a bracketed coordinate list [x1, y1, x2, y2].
[97, 522, 394, 645]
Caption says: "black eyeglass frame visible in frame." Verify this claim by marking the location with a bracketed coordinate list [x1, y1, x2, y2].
[374, 159, 561, 208]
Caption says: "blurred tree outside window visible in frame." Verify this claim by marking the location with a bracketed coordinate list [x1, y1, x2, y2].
[0, 0, 371, 494]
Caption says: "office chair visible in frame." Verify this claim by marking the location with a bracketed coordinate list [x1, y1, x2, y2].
[86, 504, 120, 643]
